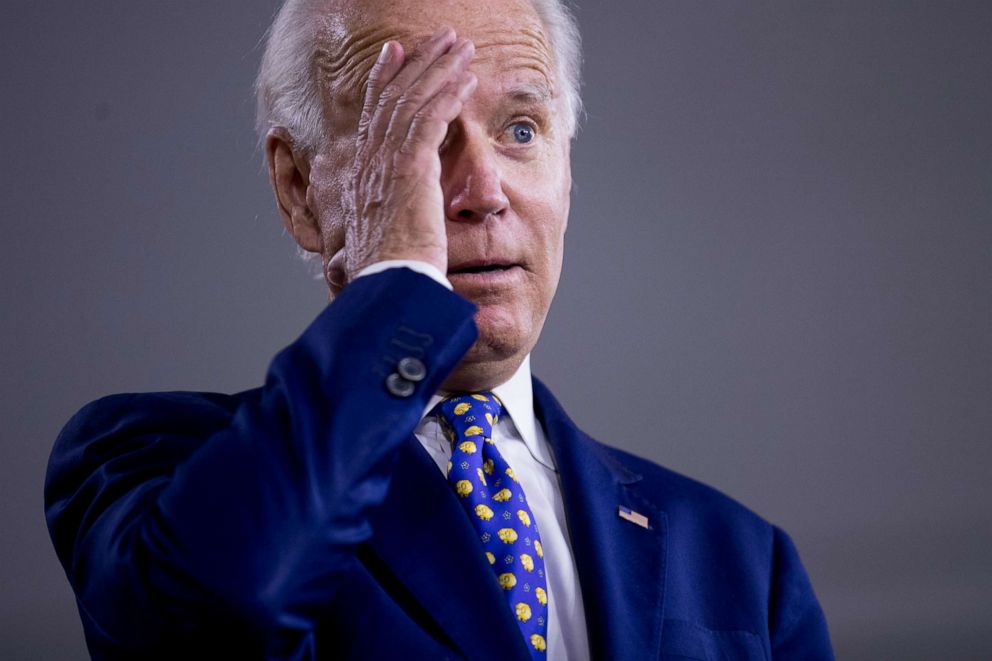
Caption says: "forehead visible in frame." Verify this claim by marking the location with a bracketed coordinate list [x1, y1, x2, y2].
[315, 0, 556, 109]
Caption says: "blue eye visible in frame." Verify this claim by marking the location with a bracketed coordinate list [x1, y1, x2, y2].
[510, 123, 535, 144]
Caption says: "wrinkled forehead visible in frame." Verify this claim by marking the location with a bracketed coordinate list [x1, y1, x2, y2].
[315, 0, 556, 110]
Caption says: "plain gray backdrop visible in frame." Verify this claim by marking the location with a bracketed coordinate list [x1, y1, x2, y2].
[2, 1, 990, 659]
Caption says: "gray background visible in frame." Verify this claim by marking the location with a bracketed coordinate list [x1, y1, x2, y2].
[2, 1, 989, 659]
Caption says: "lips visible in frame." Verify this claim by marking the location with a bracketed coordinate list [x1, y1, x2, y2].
[448, 259, 517, 275]
[447, 259, 524, 288]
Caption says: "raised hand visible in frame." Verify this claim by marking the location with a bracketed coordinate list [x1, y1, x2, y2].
[335, 28, 477, 287]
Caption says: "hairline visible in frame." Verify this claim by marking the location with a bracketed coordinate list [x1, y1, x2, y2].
[255, 0, 583, 156]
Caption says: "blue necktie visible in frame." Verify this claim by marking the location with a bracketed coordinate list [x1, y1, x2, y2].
[434, 393, 549, 658]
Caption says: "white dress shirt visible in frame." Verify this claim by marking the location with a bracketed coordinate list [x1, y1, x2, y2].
[356, 262, 591, 661]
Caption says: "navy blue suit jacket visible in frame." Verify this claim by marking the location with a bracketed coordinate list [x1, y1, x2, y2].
[46, 269, 832, 659]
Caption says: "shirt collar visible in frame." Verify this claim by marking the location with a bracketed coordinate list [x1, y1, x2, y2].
[422, 355, 555, 471]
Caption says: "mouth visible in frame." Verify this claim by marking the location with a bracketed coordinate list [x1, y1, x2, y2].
[447, 260, 522, 285]
[449, 263, 513, 275]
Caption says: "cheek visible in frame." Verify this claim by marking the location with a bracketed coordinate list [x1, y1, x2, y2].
[506, 200, 566, 324]
[528, 171, 569, 306]
[508, 158, 569, 270]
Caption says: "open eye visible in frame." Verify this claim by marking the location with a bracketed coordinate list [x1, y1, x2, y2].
[509, 122, 535, 144]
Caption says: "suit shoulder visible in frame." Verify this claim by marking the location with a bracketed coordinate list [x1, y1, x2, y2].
[60, 388, 260, 440]
[47, 388, 259, 503]
[50, 388, 263, 478]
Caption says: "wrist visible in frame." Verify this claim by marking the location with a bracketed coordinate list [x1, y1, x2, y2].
[355, 261, 452, 289]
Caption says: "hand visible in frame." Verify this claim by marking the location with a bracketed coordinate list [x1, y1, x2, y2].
[337, 28, 477, 284]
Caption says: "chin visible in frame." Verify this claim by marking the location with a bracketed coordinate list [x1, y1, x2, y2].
[474, 303, 532, 354]
[445, 305, 535, 391]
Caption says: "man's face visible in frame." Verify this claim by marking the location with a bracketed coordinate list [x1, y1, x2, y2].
[308, 0, 572, 386]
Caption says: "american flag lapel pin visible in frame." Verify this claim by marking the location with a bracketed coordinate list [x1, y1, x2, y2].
[618, 505, 650, 529]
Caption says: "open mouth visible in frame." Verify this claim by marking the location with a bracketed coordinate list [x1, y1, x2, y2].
[450, 264, 514, 275]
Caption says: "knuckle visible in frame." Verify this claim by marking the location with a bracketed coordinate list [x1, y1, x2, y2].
[393, 94, 419, 113]
[383, 124, 404, 148]
[357, 111, 372, 131]
[377, 84, 400, 108]
[362, 73, 386, 104]
[396, 138, 418, 158]
[364, 67, 382, 89]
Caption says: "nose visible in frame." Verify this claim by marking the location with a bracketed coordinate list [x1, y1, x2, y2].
[442, 132, 509, 222]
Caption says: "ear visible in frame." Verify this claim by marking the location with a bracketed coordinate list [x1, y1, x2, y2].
[265, 128, 321, 253]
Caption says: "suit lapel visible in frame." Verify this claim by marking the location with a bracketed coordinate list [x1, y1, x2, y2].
[367, 436, 530, 661]
[533, 378, 667, 661]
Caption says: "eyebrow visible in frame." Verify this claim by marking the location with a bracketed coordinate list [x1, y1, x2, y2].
[505, 83, 554, 106]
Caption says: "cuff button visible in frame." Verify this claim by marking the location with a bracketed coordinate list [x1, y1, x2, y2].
[397, 356, 427, 382]
[386, 372, 416, 398]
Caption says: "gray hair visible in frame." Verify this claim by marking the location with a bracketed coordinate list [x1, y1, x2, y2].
[255, 0, 583, 155]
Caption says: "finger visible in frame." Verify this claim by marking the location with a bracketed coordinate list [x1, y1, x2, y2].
[382, 39, 475, 152]
[357, 40, 406, 139]
[365, 27, 458, 144]
[398, 71, 478, 163]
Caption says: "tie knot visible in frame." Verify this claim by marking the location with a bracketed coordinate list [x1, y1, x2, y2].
[433, 392, 504, 442]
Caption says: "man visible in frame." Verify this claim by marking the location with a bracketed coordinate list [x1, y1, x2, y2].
[45, 0, 833, 658]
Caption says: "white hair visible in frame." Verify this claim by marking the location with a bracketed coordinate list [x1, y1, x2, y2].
[255, 0, 584, 155]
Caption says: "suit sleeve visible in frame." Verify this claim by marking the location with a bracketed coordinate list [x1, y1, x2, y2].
[768, 526, 834, 659]
[44, 268, 477, 657]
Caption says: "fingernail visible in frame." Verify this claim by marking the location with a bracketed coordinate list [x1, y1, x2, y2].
[378, 41, 391, 63]
[432, 26, 450, 41]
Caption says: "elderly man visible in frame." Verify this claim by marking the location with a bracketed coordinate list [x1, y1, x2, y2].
[45, 0, 833, 659]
